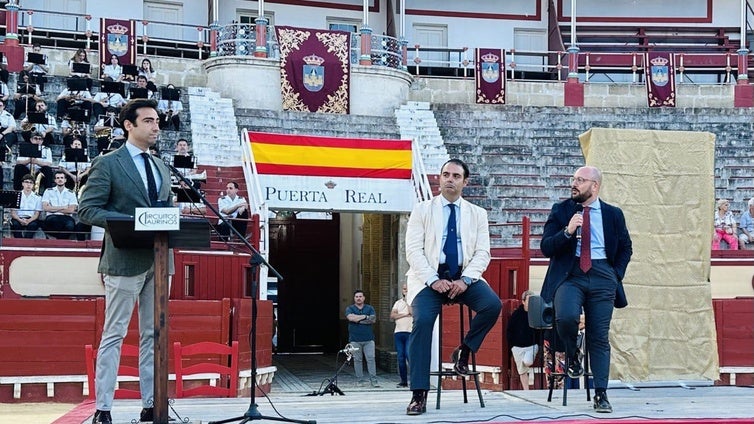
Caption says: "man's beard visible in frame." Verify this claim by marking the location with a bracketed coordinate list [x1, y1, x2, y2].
[571, 191, 589, 204]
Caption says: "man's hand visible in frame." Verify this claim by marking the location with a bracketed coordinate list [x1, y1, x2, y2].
[430, 278, 452, 294]
[446, 279, 468, 300]
[567, 212, 583, 236]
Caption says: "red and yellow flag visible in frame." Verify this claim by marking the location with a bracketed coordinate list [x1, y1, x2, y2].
[248, 132, 412, 179]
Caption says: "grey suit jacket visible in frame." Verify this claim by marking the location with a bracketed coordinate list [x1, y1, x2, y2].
[78, 144, 173, 276]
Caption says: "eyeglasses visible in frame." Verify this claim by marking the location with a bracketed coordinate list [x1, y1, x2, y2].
[570, 177, 596, 185]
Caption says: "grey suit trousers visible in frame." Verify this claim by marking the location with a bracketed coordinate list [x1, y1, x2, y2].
[95, 268, 155, 410]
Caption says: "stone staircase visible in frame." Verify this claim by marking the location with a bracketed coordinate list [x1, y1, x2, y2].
[394, 101, 449, 174]
[433, 104, 754, 248]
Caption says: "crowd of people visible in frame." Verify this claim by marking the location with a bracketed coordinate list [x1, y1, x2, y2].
[0, 45, 253, 243]
[713, 198, 754, 250]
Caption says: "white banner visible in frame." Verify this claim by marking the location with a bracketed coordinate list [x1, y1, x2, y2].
[259, 175, 415, 213]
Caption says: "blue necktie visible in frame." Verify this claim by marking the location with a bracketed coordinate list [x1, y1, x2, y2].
[444, 203, 459, 279]
[141, 152, 159, 205]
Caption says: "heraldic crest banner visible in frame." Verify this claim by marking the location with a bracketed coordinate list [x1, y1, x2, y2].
[475, 48, 506, 104]
[644, 52, 676, 107]
[99, 18, 136, 69]
[275, 26, 351, 114]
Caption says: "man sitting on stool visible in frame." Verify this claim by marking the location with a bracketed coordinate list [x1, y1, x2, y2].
[217, 181, 249, 241]
[41, 170, 79, 239]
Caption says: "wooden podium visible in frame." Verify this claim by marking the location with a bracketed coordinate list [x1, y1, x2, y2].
[107, 215, 209, 424]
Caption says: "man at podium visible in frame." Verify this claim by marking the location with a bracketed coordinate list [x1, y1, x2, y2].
[78, 99, 173, 424]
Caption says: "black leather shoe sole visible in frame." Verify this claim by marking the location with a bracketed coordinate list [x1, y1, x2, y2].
[593, 396, 613, 413]
[451, 347, 470, 375]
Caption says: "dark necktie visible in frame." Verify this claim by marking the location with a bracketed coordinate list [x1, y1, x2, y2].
[444, 203, 459, 279]
[580, 206, 591, 273]
[141, 152, 158, 204]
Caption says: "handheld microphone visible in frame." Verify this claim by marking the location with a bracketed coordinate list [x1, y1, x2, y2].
[339, 344, 360, 354]
[574, 204, 584, 240]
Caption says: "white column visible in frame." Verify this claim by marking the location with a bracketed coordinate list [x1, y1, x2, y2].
[570, 0, 577, 47]
[363, 0, 368, 26]
[258, 0, 265, 17]
[400, 0, 405, 38]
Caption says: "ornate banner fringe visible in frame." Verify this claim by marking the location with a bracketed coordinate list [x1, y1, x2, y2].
[645, 52, 676, 107]
[275, 26, 351, 114]
[98, 18, 136, 69]
[475, 48, 506, 104]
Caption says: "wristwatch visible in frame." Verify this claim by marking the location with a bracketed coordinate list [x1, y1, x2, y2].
[563, 227, 572, 238]
[461, 276, 474, 286]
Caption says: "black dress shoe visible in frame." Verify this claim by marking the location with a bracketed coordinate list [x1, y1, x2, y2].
[566, 353, 584, 378]
[92, 410, 112, 424]
[593, 392, 613, 413]
[451, 345, 471, 375]
[140, 407, 176, 422]
[406, 390, 427, 415]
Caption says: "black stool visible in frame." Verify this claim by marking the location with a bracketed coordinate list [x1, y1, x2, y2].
[546, 327, 592, 406]
[429, 303, 485, 409]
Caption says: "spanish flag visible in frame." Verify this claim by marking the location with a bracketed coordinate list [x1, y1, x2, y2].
[248, 132, 412, 179]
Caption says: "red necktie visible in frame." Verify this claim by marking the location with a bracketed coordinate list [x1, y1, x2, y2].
[580, 206, 591, 273]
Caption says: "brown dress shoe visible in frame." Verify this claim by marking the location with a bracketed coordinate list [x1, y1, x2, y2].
[452, 345, 471, 375]
[406, 390, 427, 415]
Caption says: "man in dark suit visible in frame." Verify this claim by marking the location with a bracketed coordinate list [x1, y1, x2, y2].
[78, 99, 173, 424]
[540, 165, 632, 414]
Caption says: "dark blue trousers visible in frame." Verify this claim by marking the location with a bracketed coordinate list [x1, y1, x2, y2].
[553, 259, 616, 390]
[394, 331, 410, 384]
[408, 282, 501, 390]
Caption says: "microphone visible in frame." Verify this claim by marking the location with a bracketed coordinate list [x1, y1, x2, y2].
[339, 344, 360, 354]
[574, 204, 584, 240]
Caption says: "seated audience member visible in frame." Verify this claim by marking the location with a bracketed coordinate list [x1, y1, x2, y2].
[506, 290, 539, 390]
[20, 99, 57, 145]
[128, 75, 154, 100]
[217, 181, 250, 241]
[101, 55, 124, 82]
[42, 170, 80, 239]
[14, 131, 54, 191]
[13, 70, 43, 119]
[157, 84, 182, 130]
[93, 109, 125, 153]
[739, 198, 754, 249]
[91, 79, 127, 119]
[10, 174, 43, 239]
[172, 138, 197, 176]
[0, 100, 18, 148]
[713, 198, 738, 250]
[23, 43, 50, 92]
[0, 77, 9, 105]
[174, 181, 207, 216]
[56, 81, 93, 121]
[138, 58, 158, 92]
[68, 48, 91, 79]
[58, 136, 91, 191]
[0, 53, 9, 86]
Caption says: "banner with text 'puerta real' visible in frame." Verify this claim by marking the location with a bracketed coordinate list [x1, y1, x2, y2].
[248, 132, 415, 213]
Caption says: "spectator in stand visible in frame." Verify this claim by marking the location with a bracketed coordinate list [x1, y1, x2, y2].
[14, 131, 53, 191]
[56, 80, 93, 122]
[138, 58, 158, 92]
[23, 43, 50, 92]
[92, 78, 127, 119]
[0, 100, 18, 150]
[712, 199, 738, 250]
[42, 170, 79, 239]
[128, 75, 154, 100]
[157, 84, 182, 131]
[101, 55, 124, 82]
[0, 51, 9, 85]
[217, 181, 250, 241]
[13, 70, 43, 119]
[738, 198, 754, 250]
[10, 174, 43, 239]
[0, 76, 9, 105]
[68, 48, 92, 78]
[20, 99, 58, 146]
[174, 180, 206, 216]
[58, 136, 91, 191]
[506, 290, 538, 390]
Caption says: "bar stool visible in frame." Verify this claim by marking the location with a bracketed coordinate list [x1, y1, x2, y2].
[429, 303, 485, 409]
[546, 327, 592, 406]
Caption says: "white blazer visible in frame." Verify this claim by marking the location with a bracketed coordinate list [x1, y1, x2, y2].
[405, 195, 491, 304]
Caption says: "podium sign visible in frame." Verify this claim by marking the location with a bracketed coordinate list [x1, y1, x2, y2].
[135, 207, 180, 231]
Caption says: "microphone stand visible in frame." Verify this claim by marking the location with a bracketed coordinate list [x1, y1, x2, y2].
[165, 163, 315, 424]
